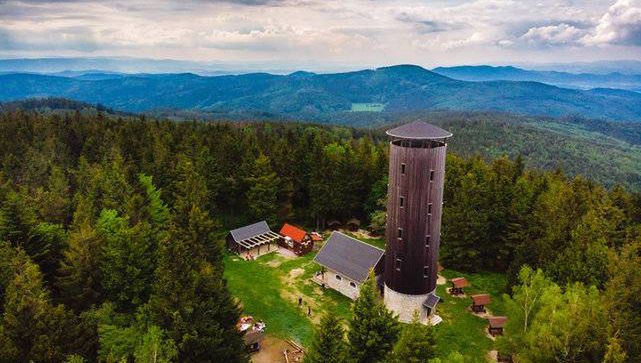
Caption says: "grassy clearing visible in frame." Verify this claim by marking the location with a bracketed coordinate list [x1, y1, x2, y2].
[225, 239, 508, 361]
[351, 103, 385, 112]
[224, 251, 353, 347]
[434, 270, 508, 362]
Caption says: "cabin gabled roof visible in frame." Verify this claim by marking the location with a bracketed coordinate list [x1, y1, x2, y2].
[313, 231, 384, 283]
[472, 294, 491, 306]
[451, 277, 469, 288]
[279, 223, 307, 243]
[489, 316, 507, 328]
[230, 221, 271, 242]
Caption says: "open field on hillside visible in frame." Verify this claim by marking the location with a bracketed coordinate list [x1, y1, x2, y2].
[351, 103, 385, 112]
[224, 235, 508, 362]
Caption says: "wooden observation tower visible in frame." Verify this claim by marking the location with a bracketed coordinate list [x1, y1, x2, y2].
[383, 121, 452, 323]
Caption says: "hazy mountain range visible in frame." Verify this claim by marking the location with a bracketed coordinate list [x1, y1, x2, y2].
[432, 65, 641, 92]
[2, 65, 641, 123]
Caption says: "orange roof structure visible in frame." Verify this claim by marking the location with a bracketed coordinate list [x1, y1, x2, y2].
[451, 277, 469, 288]
[472, 294, 491, 306]
[279, 223, 308, 243]
[489, 316, 507, 328]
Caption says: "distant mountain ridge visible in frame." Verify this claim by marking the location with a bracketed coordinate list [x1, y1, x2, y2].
[432, 65, 641, 92]
[1, 65, 641, 122]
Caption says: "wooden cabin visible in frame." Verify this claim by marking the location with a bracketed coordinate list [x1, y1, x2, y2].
[488, 316, 507, 336]
[327, 220, 342, 230]
[450, 277, 469, 295]
[313, 231, 384, 300]
[279, 223, 314, 255]
[471, 294, 491, 313]
[227, 221, 281, 258]
[346, 218, 361, 232]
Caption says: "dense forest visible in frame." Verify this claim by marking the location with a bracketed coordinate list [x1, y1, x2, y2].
[0, 109, 640, 362]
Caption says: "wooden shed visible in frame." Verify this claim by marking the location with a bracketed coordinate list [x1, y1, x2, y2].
[346, 218, 361, 232]
[450, 277, 469, 296]
[327, 220, 342, 230]
[279, 223, 314, 255]
[471, 294, 491, 313]
[488, 316, 507, 336]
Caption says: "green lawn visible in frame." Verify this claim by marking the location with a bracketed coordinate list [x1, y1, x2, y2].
[351, 103, 385, 112]
[224, 240, 508, 361]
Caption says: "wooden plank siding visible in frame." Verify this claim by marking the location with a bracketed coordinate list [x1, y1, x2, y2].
[384, 139, 447, 295]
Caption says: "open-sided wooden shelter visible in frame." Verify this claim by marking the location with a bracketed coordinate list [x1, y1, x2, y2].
[227, 221, 281, 258]
[471, 294, 491, 313]
[450, 277, 469, 295]
[488, 316, 507, 336]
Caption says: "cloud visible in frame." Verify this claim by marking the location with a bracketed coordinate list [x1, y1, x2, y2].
[0, 0, 641, 67]
[584, 0, 641, 46]
[521, 23, 586, 46]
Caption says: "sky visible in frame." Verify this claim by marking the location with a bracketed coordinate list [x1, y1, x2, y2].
[1, 0, 641, 70]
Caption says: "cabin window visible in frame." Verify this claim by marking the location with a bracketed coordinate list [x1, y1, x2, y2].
[350, 282, 357, 288]
[429, 170, 435, 181]
[397, 228, 403, 239]
[400, 196, 405, 207]
[428, 203, 433, 214]
[425, 235, 431, 248]
[401, 163, 406, 174]
[423, 266, 430, 278]
[335, 275, 342, 281]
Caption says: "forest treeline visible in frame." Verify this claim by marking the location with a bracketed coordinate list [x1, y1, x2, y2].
[0, 110, 639, 362]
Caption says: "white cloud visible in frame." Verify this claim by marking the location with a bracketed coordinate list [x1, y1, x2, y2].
[521, 23, 586, 46]
[0, 0, 640, 67]
[583, 0, 641, 45]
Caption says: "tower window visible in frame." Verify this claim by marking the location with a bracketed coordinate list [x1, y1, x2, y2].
[395, 254, 404, 271]
[400, 196, 405, 207]
[401, 163, 406, 174]
[425, 235, 431, 248]
[429, 170, 435, 181]
[428, 203, 433, 214]
[423, 266, 429, 278]
[397, 228, 403, 239]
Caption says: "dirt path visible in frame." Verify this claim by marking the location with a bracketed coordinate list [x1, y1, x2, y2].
[250, 336, 304, 363]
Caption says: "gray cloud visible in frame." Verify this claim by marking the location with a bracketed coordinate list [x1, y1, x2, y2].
[0, 0, 640, 66]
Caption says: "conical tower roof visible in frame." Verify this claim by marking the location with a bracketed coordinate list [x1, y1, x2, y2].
[386, 121, 452, 140]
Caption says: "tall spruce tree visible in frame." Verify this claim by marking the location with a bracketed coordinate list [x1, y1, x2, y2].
[348, 270, 400, 363]
[305, 313, 347, 363]
[149, 164, 246, 362]
[245, 153, 280, 225]
[0, 250, 79, 362]
[389, 313, 436, 363]
[56, 223, 103, 312]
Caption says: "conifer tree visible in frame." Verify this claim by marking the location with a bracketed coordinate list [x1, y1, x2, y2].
[150, 169, 246, 362]
[348, 270, 400, 363]
[389, 313, 436, 363]
[56, 223, 103, 312]
[305, 313, 347, 363]
[0, 250, 79, 362]
[603, 337, 627, 363]
[245, 153, 280, 225]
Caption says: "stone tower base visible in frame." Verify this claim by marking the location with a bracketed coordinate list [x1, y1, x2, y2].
[384, 284, 429, 323]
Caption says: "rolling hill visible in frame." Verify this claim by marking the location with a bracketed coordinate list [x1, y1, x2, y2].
[2, 65, 641, 122]
[432, 65, 641, 92]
